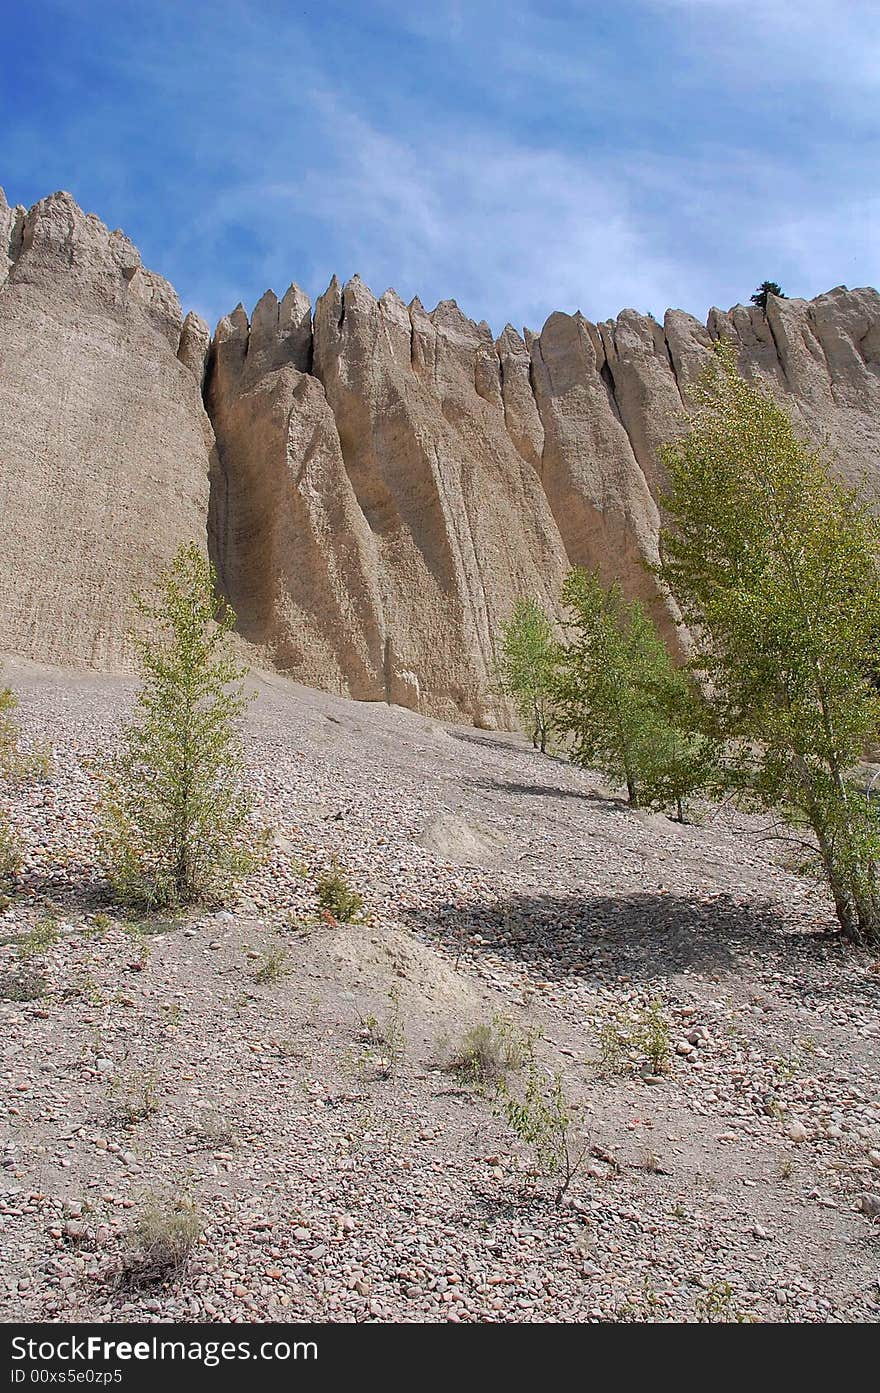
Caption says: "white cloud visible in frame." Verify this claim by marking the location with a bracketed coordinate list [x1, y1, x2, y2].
[646, 0, 880, 100]
[25, 0, 875, 335]
[245, 99, 689, 333]
[216, 88, 877, 335]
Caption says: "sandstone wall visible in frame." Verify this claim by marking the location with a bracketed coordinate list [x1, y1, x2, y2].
[2, 189, 878, 721]
[209, 274, 880, 721]
[0, 189, 213, 667]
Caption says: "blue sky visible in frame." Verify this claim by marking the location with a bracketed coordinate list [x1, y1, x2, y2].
[2, 1, 878, 335]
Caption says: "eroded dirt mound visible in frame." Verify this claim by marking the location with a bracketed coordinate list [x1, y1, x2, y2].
[418, 812, 508, 868]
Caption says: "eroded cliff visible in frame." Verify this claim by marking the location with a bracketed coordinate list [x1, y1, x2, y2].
[1, 189, 878, 721]
[208, 272, 880, 721]
[0, 189, 214, 667]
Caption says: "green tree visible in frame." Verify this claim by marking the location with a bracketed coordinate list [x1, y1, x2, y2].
[0, 679, 23, 882]
[639, 662, 717, 823]
[657, 340, 880, 942]
[552, 569, 710, 814]
[0, 679, 20, 778]
[495, 598, 558, 752]
[100, 543, 259, 909]
[0, 674, 48, 885]
[750, 281, 785, 312]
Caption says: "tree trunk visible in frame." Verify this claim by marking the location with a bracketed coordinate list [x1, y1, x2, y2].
[792, 753, 862, 941]
[814, 827, 857, 940]
[852, 869, 879, 944]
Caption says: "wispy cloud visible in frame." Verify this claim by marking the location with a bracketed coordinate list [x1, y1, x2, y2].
[648, 0, 880, 93]
[257, 100, 687, 330]
[1, 0, 877, 335]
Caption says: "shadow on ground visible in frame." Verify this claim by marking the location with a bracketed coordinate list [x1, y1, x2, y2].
[10, 873, 183, 938]
[402, 889, 876, 1000]
[12, 871, 107, 914]
[461, 775, 611, 806]
[446, 729, 532, 758]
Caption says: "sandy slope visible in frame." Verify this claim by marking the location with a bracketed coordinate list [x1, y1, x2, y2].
[1, 657, 879, 1322]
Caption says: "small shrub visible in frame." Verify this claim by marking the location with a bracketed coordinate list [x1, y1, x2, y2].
[121, 921, 152, 969]
[771, 1051, 799, 1081]
[552, 568, 714, 813]
[595, 999, 671, 1077]
[0, 968, 47, 1002]
[252, 946, 291, 984]
[615, 1278, 665, 1322]
[185, 1111, 236, 1149]
[443, 1016, 534, 1086]
[99, 544, 258, 910]
[85, 912, 113, 935]
[316, 861, 364, 923]
[494, 598, 559, 752]
[0, 812, 21, 885]
[59, 972, 104, 1005]
[495, 1053, 587, 1205]
[17, 917, 60, 960]
[0, 675, 51, 888]
[695, 1280, 754, 1323]
[355, 992, 405, 1079]
[117, 1194, 202, 1288]
[597, 1016, 630, 1075]
[108, 1068, 161, 1127]
[638, 999, 672, 1075]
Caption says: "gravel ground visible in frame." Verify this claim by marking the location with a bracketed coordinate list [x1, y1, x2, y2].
[1, 656, 879, 1324]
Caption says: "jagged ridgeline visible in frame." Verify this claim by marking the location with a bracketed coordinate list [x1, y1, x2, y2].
[2, 189, 879, 724]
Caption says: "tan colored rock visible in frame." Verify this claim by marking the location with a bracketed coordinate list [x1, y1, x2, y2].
[206, 288, 386, 699]
[177, 310, 211, 388]
[598, 311, 683, 483]
[210, 272, 572, 722]
[0, 189, 213, 667]
[706, 302, 786, 392]
[713, 288, 880, 490]
[207, 275, 576, 722]
[2, 188, 879, 723]
[496, 324, 544, 469]
[0, 189, 25, 290]
[663, 308, 717, 395]
[528, 309, 677, 636]
[309, 276, 570, 722]
[206, 274, 880, 720]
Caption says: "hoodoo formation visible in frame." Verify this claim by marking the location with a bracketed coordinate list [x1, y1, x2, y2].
[2, 188, 879, 722]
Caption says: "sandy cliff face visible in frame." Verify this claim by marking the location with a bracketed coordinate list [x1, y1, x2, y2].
[206, 288, 387, 703]
[0, 189, 213, 667]
[210, 276, 880, 718]
[1, 190, 878, 719]
[208, 274, 576, 722]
